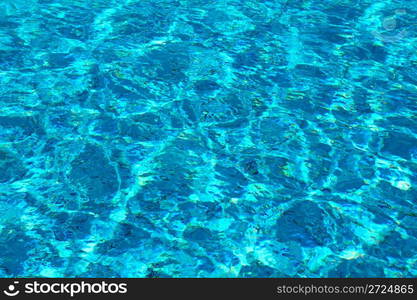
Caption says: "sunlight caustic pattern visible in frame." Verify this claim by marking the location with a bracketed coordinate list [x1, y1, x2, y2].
[0, 0, 416, 277]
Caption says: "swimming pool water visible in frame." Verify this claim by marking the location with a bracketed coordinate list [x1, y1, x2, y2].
[0, 0, 416, 278]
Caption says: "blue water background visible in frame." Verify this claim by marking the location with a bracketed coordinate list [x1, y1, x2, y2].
[0, 0, 417, 277]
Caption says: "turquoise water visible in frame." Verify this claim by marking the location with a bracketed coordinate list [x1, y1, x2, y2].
[0, 0, 416, 278]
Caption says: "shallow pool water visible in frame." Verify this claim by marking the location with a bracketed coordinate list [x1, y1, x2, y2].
[0, 0, 416, 277]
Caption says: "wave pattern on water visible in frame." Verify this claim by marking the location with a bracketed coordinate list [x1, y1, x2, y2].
[0, 0, 416, 277]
